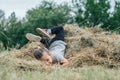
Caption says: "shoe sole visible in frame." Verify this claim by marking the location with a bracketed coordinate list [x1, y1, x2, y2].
[36, 28, 51, 38]
[26, 33, 41, 42]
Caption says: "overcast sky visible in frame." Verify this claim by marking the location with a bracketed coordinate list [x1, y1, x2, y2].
[0, 0, 117, 18]
[0, 0, 71, 18]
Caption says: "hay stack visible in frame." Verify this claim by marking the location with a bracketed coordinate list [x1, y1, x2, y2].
[0, 24, 120, 70]
[64, 24, 120, 68]
[0, 42, 55, 71]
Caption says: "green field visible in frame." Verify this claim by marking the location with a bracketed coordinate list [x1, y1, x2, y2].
[0, 64, 120, 80]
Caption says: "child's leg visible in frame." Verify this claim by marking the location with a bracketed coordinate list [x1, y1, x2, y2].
[26, 33, 42, 42]
[35, 26, 65, 46]
[26, 33, 50, 48]
[49, 26, 64, 44]
[40, 37, 50, 48]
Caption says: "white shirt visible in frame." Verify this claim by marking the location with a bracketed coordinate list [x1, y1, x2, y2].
[48, 40, 67, 63]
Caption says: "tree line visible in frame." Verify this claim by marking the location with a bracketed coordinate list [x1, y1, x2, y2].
[0, 0, 120, 49]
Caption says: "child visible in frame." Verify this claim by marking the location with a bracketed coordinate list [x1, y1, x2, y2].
[26, 26, 69, 66]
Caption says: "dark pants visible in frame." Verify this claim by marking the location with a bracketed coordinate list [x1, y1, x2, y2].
[41, 26, 64, 47]
[50, 26, 64, 44]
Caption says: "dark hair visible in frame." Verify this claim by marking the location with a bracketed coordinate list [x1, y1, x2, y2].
[34, 48, 43, 60]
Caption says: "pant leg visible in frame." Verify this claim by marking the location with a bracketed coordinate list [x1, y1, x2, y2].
[40, 37, 50, 48]
[50, 26, 64, 44]
[40, 26, 65, 47]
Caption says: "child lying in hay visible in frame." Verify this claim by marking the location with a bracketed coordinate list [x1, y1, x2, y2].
[26, 26, 69, 66]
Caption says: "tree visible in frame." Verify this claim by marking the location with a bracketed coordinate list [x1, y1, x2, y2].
[0, 9, 5, 30]
[0, 12, 27, 48]
[26, 0, 71, 30]
[0, 10, 5, 19]
[73, 0, 111, 28]
[106, 1, 120, 32]
[0, 10, 8, 48]
[0, 0, 72, 48]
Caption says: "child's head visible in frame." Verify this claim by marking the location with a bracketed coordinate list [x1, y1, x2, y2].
[34, 48, 52, 64]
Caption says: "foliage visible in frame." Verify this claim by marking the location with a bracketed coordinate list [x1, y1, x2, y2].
[73, 0, 111, 28]
[106, 1, 120, 32]
[0, 10, 8, 48]
[0, 10, 5, 19]
[26, 0, 71, 29]
[0, 1, 71, 48]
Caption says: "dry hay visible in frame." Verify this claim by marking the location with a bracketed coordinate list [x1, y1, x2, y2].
[64, 24, 120, 68]
[0, 42, 57, 71]
[0, 24, 120, 70]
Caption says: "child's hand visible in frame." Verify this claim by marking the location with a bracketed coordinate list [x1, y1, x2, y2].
[61, 58, 69, 66]
[45, 58, 52, 65]
[46, 61, 52, 66]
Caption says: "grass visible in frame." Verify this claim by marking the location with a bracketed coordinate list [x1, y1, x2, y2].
[0, 64, 120, 80]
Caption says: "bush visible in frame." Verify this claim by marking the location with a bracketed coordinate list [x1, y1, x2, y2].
[0, 0, 71, 48]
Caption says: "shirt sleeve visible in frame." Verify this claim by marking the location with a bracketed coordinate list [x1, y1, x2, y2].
[52, 53, 64, 63]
